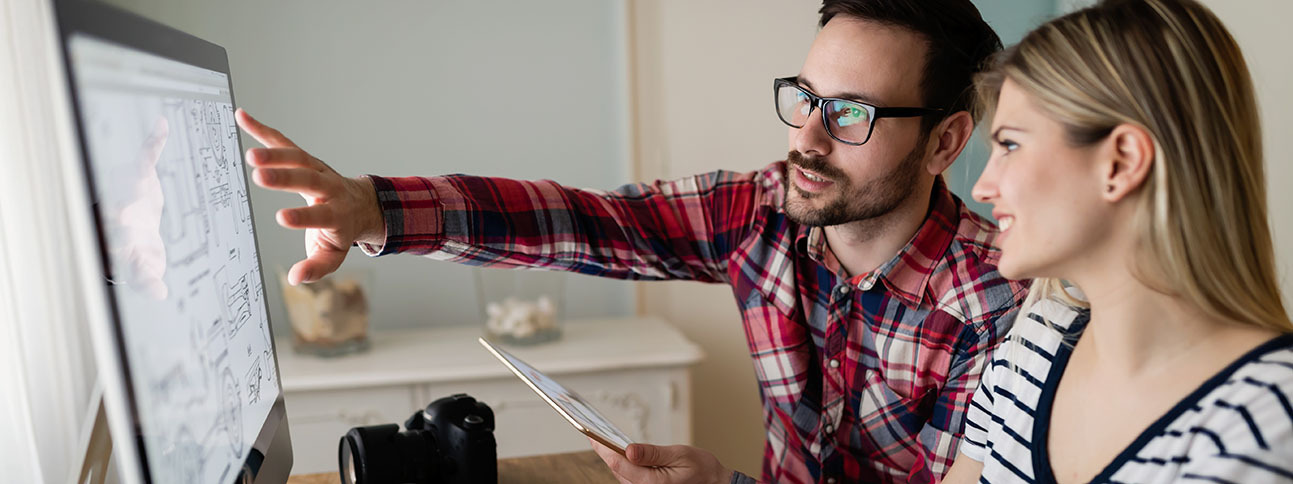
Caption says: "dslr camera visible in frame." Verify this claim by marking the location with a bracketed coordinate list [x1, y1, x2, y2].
[338, 393, 497, 484]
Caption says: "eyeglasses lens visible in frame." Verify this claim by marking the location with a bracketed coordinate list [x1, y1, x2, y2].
[776, 83, 872, 144]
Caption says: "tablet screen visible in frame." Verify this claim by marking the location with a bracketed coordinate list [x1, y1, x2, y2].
[477, 338, 634, 453]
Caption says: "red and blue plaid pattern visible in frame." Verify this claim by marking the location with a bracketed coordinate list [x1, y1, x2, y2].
[360, 162, 1027, 483]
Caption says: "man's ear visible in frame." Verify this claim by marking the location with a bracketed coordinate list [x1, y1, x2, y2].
[925, 111, 974, 176]
[1100, 124, 1155, 202]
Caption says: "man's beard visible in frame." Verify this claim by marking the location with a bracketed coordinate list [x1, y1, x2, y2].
[782, 141, 926, 227]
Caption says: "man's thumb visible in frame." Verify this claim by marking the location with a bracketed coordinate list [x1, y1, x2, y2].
[626, 443, 669, 466]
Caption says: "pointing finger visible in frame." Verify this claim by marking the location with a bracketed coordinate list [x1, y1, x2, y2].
[246, 147, 327, 172]
[252, 167, 335, 199]
[236, 108, 299, 149]
[276, 204, 336, 230]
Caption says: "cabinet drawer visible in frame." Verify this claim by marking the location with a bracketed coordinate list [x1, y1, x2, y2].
[284, 385, 418, 474]
[420, 368, 680, 458]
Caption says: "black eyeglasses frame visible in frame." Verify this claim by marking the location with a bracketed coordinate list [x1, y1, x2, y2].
[773, 77, 945, 146]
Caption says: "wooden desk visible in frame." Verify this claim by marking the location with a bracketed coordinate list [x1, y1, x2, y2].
[287, 451, 617, 484]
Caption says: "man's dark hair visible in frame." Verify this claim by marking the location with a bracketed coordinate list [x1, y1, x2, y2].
[819, 0, 1002, 132]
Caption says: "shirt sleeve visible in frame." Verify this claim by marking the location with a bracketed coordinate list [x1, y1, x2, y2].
[1178, 450, 1293, 483]
[916, 306, 1017, 477]
[356, 167, 776, 283]
[957, 331, 1002, 464]
[1175, 369, 1293, 483]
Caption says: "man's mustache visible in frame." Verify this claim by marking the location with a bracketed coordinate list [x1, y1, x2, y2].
[787, 151, 846, 182]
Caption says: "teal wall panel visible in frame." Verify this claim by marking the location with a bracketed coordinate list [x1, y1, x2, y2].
[946, 0, 1060, 218]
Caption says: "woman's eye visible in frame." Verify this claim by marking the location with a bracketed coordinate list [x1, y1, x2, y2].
[996, 139, 1019, 153]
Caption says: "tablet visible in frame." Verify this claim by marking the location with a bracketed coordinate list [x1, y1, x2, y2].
[477, 337, 634, 455]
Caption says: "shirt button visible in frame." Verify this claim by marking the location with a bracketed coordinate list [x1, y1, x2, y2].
[829, 359, 840, 368]
[824, 424, 834, 435]
[836, 285, 850, 296]
[827, 478, 837, 484]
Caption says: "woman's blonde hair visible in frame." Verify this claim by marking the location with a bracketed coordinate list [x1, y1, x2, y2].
[977, 0, 1292, 332]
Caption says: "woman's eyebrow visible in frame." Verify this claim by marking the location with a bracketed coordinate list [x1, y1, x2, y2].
[991, 125, 1026, 138]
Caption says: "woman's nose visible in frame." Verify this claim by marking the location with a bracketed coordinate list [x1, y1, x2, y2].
[971, 159, 1000, 204]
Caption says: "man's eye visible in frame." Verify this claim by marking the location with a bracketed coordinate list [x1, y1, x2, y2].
[832, 102, 867, 127]
[796, 93, 812, 115]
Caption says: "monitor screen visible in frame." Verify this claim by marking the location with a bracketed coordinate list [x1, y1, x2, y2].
[66, 32, 283, 483]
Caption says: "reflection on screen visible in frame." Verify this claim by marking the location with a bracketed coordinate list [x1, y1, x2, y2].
[69, 34, 279, 483]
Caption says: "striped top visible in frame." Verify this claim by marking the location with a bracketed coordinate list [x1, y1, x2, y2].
[960, 298, 1293, 484]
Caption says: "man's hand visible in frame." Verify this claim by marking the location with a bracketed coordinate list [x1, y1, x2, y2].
[235, 108, 383, 285]
[589, 438, 734, 484]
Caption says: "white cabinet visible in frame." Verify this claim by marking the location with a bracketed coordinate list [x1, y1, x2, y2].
[276, 317, 704, 474]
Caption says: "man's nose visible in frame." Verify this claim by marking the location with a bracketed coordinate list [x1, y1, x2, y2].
[792, 107, 833, 157]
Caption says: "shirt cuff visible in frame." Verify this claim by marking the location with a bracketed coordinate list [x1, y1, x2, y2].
[356, 174, 451, 256]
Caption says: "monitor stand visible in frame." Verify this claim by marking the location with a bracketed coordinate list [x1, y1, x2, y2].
[77, 396, 112, 484]
[76, 393, 295, 484]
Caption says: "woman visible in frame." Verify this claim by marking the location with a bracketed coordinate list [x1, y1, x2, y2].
[942, 0, 1293, 482]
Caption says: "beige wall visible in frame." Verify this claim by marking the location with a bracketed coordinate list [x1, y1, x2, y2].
[1198, 0, 1293, 310]
[627, 0, 819, 474]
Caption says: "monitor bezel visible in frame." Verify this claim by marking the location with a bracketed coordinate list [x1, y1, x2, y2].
[50, 1, 293, 483]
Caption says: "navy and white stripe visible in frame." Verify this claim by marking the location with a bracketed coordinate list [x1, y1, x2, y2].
[960, 298, 1293, 483]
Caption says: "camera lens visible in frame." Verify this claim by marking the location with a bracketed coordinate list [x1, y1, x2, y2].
[339, 436, 358, 484]
[337, 424, 439, 484]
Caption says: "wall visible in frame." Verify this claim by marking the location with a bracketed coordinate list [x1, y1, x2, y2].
[628, 0, 1058, 474]
[97, 0, 637, 334]
[1198, 0, 1293, 312]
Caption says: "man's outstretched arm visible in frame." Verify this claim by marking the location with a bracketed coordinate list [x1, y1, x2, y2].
[237, 109, 769, 285]
[360, 171, 766, 283]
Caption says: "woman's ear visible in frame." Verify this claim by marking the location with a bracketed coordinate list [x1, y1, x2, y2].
[925, 111, 974, 176]
[1099, 124, 1155, 202]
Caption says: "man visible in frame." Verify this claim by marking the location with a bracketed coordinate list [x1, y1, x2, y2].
[237, 1, 1026, 482]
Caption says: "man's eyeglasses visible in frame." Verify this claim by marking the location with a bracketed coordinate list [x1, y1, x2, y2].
[773, 77, 944, 146]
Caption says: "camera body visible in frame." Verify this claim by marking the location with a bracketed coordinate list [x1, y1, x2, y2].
[339, 393, 497, 484]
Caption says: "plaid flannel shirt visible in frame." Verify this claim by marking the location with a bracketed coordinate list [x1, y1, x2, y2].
[359, 161, 1027, 483]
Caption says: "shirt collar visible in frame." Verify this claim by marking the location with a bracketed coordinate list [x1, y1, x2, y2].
[795, 176, 961, 309]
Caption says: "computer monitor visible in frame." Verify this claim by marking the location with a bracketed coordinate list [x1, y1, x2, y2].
[52, 1, 293, 483]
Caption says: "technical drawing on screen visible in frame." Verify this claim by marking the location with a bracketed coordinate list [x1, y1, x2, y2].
[62, 18, 290, 483]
